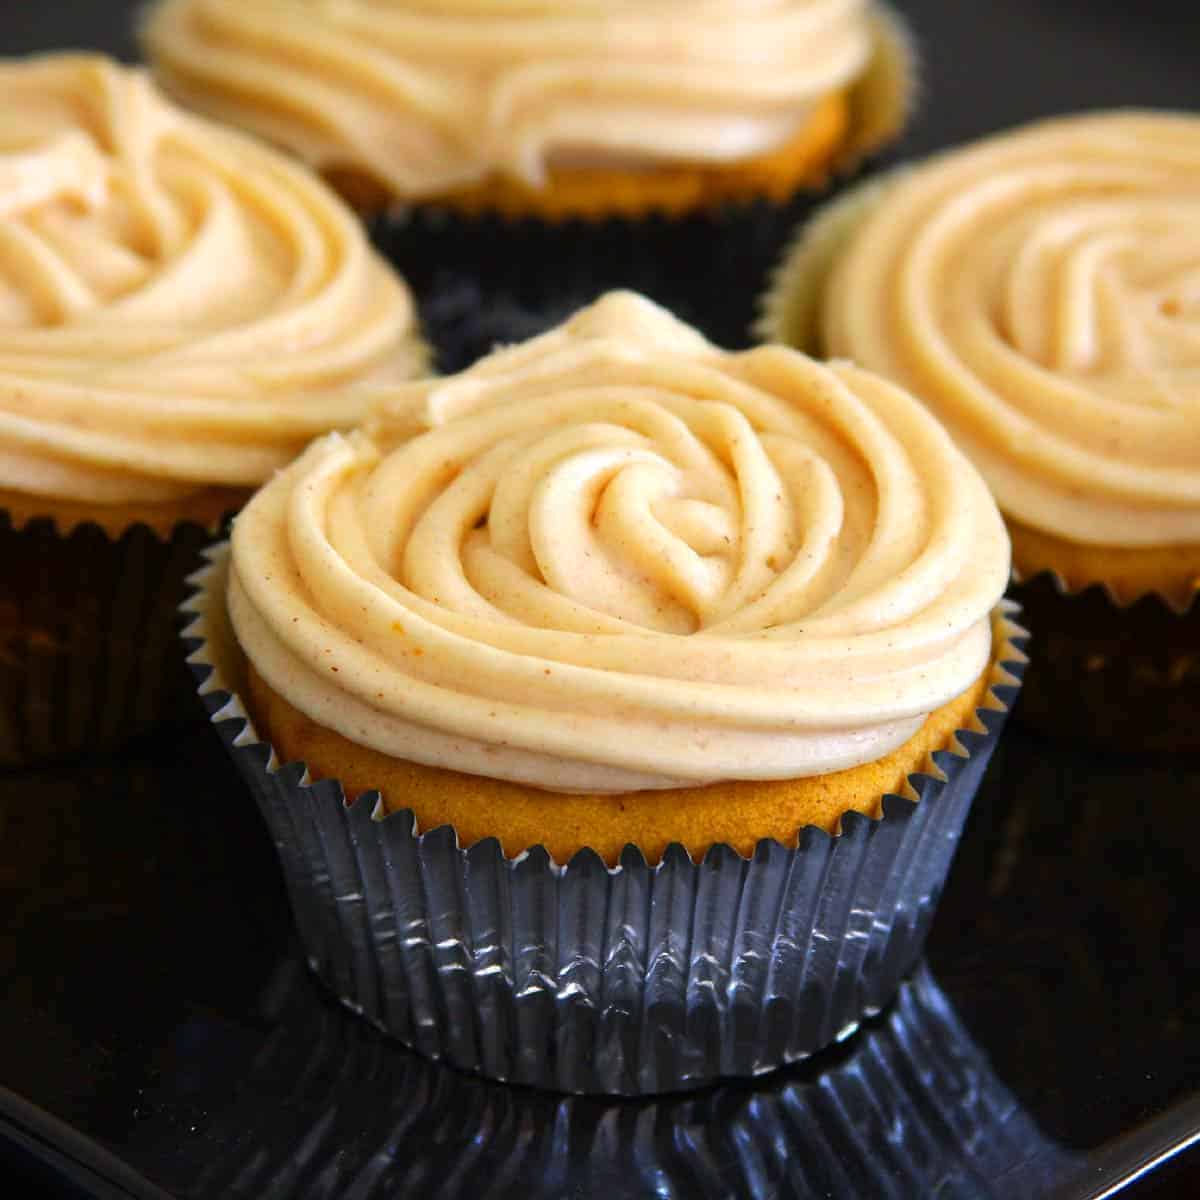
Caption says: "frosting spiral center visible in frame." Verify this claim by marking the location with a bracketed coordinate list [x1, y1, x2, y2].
[983, 193, 1200, 402]
[388, 393, 841, 638]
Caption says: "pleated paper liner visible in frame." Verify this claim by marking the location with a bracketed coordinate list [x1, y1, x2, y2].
[182, 543, 1025, 1096]
[367, 9, 916, 370]
[1010, 567, 1200, 753]
[0, 508, 230, 767]
[145, 959, 1075, 1200]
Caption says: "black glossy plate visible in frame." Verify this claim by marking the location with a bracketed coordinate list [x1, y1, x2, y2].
[3, 2, 1199, 1197]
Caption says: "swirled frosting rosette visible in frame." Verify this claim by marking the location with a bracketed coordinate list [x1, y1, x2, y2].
[762, 111, 1200, 603]
[0, 54, 425, 510]
[143, 0, 908, 207]
[228, 291, 1009, 793]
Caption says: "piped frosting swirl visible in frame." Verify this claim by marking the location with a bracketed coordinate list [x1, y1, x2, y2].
[229, 292, 1009, 793]
[144, 0, 879, 199]
[781, 111, 1200, 549]
[0, 54, 424, 506]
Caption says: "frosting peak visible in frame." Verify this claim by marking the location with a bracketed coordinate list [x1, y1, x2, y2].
[0, 54, 425, 506]
[229, 292, 1009, 793]
[144, 0, 878, 198]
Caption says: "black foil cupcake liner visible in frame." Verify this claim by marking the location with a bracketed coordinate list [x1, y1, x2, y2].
[144, 960, 1075, 1200]
[375, 200, 839, 372]
[1011, 569, 1200, 753]
[183, 543, 1024, 1095]
[0, 509, 221, 767]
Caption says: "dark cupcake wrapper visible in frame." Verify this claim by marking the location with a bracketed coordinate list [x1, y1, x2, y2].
[1011, 568, 1199, 753]
[0, 509, 222, 767]
[182, 543, 1024, 1095]
[373, 197, 841, 373]
[151, 960, 1074, 1200]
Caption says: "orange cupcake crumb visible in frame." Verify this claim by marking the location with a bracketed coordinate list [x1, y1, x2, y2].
[246, 654, 994, 867]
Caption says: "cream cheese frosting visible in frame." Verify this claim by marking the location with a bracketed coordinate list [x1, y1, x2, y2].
[0, 54, 425, 506]
[228, 292, 1009, 792]
[767, 111, 1200, 549]
[144, 0, 879, 199]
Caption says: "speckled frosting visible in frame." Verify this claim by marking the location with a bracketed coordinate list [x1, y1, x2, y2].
[0, 54, 425, 505]
[227, 292, 1009, 793]
[764, 111, 1200, 551]
[144, 0, 884, 199]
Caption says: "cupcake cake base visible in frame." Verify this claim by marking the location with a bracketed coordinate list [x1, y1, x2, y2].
[244, 658, 994, 867]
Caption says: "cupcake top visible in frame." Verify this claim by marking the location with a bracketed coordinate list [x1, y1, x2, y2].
[764, 111, 1200, 552]
[0, 54, 425, 507]
[228, 292, 1009, 793]
[144, 0, 887, 201]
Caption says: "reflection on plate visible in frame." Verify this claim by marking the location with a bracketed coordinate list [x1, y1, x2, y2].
[139, 960, 1076, 1199]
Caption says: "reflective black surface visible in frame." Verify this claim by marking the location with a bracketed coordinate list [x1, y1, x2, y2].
[3, 718, 1199, 1197]
[3, 1, 1200, 1196]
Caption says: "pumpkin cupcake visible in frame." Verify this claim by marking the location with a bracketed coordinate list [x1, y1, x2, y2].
[142, 0, 915, 358]
[762, 111, 1200, 750]
[186, 292, 1021, 1093]
[0, 53, 426, 765]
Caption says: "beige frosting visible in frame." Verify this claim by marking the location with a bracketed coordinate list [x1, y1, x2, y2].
[0, 54, 425, 506]
[228, 292, 1009, 793]
[144, 0, 877, 198]
[785, 111, 1200, 548]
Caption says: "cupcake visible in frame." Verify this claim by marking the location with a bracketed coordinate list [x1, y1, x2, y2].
[186, 292, 1021, 1093]
[761, 111, 1200, 750]
[0, 53, 426, 765]
[141, 0, 916, 356]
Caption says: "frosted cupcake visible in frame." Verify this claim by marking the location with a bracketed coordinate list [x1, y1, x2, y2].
[0, 54, 426, 764]
[187, 292, 1022, 1093]
[142, 0, 915, 358]
[762, 111, 1200, 749]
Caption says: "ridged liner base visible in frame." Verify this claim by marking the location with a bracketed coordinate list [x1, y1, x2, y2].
[183, 544, 1025, 1095]
[0, 510, 217, 767]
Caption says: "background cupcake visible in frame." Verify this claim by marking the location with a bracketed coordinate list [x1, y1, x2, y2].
[0, 53, 426, 765]
[142, 0, 915, 359]
[187, 292, 1021, 1093]
[761, 111, 1200, 750]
